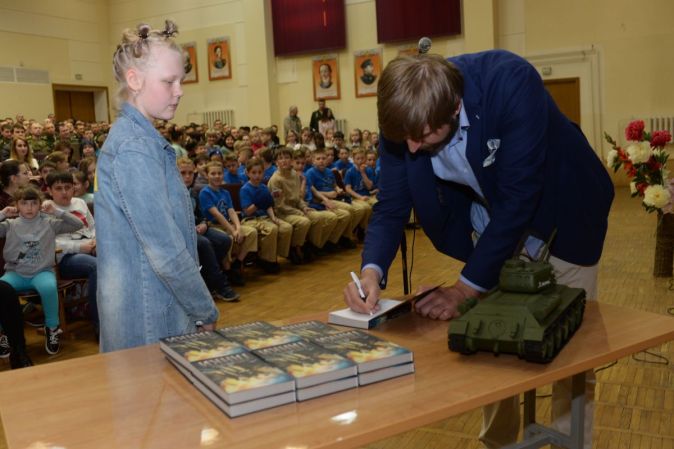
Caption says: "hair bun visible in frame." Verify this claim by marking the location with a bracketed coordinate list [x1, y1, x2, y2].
[137, 23, 151, 39]
[162, 20, 179, 38]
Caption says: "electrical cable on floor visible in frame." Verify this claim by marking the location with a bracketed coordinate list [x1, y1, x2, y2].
[632, 350, 669, 365]
[594, 360, 618, 374]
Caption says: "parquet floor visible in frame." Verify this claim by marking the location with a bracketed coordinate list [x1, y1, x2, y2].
[1, 187, 672, 449]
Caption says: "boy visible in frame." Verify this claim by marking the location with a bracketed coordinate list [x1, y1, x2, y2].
[334, 147, 354, 175]
[223, 153, 247, 185]
[240, 159, 292, 273]
[305, 148, 359, 249]
[259, 147, 277, 183]
[199, 161, 257, 283]
[269, 147, 337, 262]
[344, 148, 377, 238]
[177, 158, 241, 297]
[365, 149, 380, 195]
[236, 145, 253, 179]
[45, 151, 70, 172]
[46, 171, 99, 330]
[192, 153, 210, 195]
[37, 160, 57, 193]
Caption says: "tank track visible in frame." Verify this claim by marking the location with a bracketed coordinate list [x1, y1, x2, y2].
[522, 294, 586, 363]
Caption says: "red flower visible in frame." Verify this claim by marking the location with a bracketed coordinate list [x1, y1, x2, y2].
[617, 148, 629, 161]
[651, 130, 672, 147]
[636, 182, 648, 195]
[625, 120, 645, 141]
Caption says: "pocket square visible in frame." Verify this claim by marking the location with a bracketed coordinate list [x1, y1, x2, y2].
[483, 139, 501, 167]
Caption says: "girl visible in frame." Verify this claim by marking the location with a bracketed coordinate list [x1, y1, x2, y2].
[9, 138, 39, 173]
[0, 186, 82, 355]
[0, 160, 31, 209]
[72, 171, 94, 204]
[96, 20, 219, 352]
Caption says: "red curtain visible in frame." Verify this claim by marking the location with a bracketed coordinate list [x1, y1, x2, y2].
[271, 0, 346, 56]
[375, 0, 461, 44]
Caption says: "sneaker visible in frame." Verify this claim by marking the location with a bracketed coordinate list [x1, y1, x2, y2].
[216, 286, 240, 302]
[45, 326, 63, 355]
[289, 247, 303, 265]
[258, 259, 281, 274]
[0, 334, 10, 359]
[9, 348, 33, 369]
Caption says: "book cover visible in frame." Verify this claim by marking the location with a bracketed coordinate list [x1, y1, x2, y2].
[254, 340, 357, 389]
[279, 320, 342, 340]
[357, 362, 415, 386]
[167, 358, 296, 417]
[314, 330, 414, 373]
[159, 331, 246, 371]
[328, 299, 412, 329]
[190, 352, 295, 404]
[217, 321, 302, 350]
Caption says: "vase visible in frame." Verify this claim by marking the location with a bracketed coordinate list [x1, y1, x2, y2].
[653, 212, 674, 277]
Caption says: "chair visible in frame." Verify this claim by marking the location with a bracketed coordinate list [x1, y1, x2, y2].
[332, 168, 346, 190]
[223, 183, 243, 214]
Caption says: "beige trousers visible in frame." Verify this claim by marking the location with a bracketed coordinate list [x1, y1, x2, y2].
[305, 209, 338, 248]
[480, 256, 598, 449]
[330, 200, 363, 240]
[242, 216, 292, 261]
[276, 213, 311, 247]
[211, 223, 257, 261]
[350, 198, 374, 229]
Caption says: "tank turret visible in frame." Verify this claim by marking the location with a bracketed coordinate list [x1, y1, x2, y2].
[448, 256, 585, 364]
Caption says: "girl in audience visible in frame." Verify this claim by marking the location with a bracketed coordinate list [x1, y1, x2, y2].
[0, 160, 31, 208]
[0, 186, 83, 355]
[72, 171, 94, 204]
[78, 157, 96, 194]
[348, 128, 362, 148]
[285, 129, 299, 147]
[51, 142, 74, 168]
[9, 138, 39, 173]
[96, 20, 219, 352]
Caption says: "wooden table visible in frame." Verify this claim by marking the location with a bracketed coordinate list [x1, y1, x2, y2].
[0, 302, 672, 449]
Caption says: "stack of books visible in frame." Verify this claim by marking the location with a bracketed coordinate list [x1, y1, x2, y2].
[160, 320, 414, 417]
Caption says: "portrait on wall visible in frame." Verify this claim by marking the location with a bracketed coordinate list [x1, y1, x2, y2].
[354, 49, 381, 98]
[312, 55, 340, 100]
[207, 37, 232, 81]
[181, 42, 198, 84]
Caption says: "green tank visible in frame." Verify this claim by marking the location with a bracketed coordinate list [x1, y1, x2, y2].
[448, 258, 586, 363]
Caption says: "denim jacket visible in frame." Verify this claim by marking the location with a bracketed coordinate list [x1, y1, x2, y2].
[96, 103, 218, 352]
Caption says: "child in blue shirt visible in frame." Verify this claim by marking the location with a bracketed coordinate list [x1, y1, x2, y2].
[199, 161, 257, 283]
[223, 154, 247, 185]
[365, 149, 380, 195]
[344, 148, 377, 239]
[305, 148, 359, 249]
[239, 159, 292, 273]
[334, 147, 354, 176]
[259, 147, 277, 183]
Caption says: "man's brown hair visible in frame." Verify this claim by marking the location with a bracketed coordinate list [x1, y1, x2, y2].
[377, 54, 463, 143]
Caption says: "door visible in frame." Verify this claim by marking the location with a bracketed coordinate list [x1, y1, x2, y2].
[543, 77, 581, 126]
[52, 89, 97, 122]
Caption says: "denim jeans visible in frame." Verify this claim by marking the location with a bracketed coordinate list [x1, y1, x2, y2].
[59, 253, 98, 325]
[197, 228, 232, 293]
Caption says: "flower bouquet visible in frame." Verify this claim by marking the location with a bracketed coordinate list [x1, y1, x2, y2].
[605, 120, 673, 276]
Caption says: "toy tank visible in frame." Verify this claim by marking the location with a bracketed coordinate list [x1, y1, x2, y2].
[448, 258, 586, 363]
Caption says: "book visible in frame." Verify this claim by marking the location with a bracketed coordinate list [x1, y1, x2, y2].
[357, 362, 416, 386]
[254, 340, 357, 389]
[279, 320, 342, 340]
[159, 331, 246, 371]
[295, 376, 358, 401]
[328, 299, 412, 329]
[167, 358, 296, 417]
[217, 321, 302, 350]
[314, 330, 414, 373]
[189, 352, 295, 405]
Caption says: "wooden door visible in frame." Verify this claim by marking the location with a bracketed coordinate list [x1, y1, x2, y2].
[53, 90, 96, 122]
[543, 77, 581, 126]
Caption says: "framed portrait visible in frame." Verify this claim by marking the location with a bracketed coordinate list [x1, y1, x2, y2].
[354, 49, 381, 98]
[312, 55, 340, 100]
[207, 37, 232, 81]
[181, 42, 198, 84]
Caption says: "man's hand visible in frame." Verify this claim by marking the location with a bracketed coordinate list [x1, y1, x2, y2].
[343, 268, 381, 314]
[414, 280, 480, 321]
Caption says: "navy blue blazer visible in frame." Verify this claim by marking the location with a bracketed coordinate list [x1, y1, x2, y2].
[362, 50, 614, 290]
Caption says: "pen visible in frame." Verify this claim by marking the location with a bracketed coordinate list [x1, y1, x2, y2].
[350, 271, 366, 300]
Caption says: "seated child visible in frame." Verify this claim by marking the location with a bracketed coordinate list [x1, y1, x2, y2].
[305, 148, 358, 249]
[192, 153, 210, 195]
[0, 185, 83, 355]
[334, 147, 354, 175]
[223, 153, 247, 185]
[47, 171, 99, 331]
[177, 158, 241, 296]
[366, 149, 380, 195]
[199, 161, 257, 282]
[259, 147, 277, 183]
[45, 150, 70, 172]
[240, 159, 292, 273]
[269, 147, 337, 262]
[72, 171, 94, 205]
[37, 160, 57, 193]
[237, 145, 253, 179]
[78, 157, 96, 194]
[343, 148, 377, 238]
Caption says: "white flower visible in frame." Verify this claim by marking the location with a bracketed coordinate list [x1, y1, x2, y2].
[643, 184, 671, 209]
[606, 149, 618, 167]
[625, 141, 652, 164]
[630, 181, 637, 194]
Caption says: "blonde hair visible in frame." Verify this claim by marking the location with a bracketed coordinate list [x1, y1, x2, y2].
[10, 137, 35, 166]
[112, 20, 181, 107]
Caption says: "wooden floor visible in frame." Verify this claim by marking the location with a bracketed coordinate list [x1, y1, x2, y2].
[1, 187, 673, 449]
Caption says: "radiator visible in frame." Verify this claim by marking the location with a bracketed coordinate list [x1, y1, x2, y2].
[335, 119, 347, 134]
[647, 117, 674, 136]
[198, 110, 235, 127]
